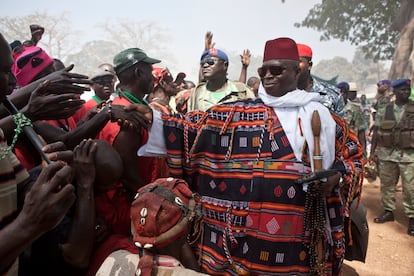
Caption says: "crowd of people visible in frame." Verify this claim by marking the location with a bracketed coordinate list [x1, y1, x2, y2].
[0, 25, 413, 276]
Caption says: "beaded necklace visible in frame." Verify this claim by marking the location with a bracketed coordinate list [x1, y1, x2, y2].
[0, 113, 32, 161]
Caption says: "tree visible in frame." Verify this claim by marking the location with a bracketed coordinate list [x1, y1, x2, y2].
[65, 40, 121, 76]
[312, 47, 389, 89]
[0, 11, 79, 60]
[295, 0, 414, 80]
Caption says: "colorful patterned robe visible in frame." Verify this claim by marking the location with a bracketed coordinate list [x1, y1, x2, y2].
[163, 99, 364, 275]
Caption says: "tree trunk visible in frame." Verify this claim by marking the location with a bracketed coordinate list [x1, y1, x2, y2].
[388, 16, 414, 80]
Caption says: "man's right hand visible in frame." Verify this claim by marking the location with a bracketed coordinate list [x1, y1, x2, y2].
[17, 161, 75, 237]
[22, 80, 85, 121]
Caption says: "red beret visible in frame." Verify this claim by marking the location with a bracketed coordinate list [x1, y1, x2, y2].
[263, 37, 299, 62]
[297, 43, 313, 58]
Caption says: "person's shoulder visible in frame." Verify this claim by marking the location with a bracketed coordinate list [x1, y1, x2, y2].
[210, 97, 264, 110]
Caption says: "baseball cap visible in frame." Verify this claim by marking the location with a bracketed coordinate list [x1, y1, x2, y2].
[113, 48, 161, 75]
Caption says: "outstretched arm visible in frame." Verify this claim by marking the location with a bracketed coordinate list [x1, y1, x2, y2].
[60, 139, 97, 268]
[238, 49, 251, 83]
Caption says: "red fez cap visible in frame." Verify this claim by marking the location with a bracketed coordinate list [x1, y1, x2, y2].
[263, 37, 299, 62]
[297, 43, 313, 58]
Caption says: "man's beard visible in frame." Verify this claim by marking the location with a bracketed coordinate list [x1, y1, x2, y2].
[297, 70, 311, 91]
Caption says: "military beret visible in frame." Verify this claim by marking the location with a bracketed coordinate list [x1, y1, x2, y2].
[391, 78, 411, 89]
[200, 48, 229, 62]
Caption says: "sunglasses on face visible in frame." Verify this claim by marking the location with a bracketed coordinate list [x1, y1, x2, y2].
[257, 65, 287, 78]
[93, 78, 114, 86]
[16, 49, 44, 69]
[200, 57, 220, 66]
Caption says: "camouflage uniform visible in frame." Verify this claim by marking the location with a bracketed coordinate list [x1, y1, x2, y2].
[376, 101, 414, 218]
[343, 100, 367, 135]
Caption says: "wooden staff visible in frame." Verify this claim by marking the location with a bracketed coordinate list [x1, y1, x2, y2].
[311, 110, 325, 274]
[311, 110, 322, 172]
[2, 97, 51, 164]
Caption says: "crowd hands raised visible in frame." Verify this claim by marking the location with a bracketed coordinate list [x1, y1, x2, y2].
[0, 25, 410, 276]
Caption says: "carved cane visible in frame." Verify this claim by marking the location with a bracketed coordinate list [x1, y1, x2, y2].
[311, 110, 326, 274]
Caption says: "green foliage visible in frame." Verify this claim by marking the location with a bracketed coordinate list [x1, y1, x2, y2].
[312, 47, 389, 90]
[295, 0, 401, 61]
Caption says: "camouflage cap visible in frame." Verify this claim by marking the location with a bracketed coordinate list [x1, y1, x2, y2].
[113, 48, 161, 75]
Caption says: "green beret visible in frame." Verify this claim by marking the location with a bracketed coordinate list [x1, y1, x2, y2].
[113, 48, 161, 75]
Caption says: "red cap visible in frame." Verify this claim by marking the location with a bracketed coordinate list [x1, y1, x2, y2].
[263, 37, 299, 62]
[297, 43, 313, 58]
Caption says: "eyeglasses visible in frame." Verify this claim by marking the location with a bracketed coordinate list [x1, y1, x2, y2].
[200, 57, 219, 66]
[257, 65, 287, 78]
[93, 78, 114, 86]
[17, 49, 44, 69]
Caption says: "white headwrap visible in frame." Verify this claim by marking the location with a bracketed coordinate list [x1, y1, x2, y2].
[258, 84, 336, 170]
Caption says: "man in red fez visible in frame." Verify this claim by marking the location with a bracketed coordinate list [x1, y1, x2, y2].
[134, 37, 364, 275]
[296, 43, 345, 116]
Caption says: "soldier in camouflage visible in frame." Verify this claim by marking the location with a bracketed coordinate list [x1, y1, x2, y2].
[370, 78, 414, 236]
[337, 82, 367, 154]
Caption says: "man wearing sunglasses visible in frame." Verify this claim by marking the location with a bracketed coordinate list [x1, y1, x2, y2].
[296, 43, 345, 117]
[138, 37, 364, 275]
[370, 78, 414, 236]
[177, 48, 254, 113]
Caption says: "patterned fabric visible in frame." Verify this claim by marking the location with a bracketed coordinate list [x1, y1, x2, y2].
[311, 77, 344, 117]
[0, 129, 30, 276]
[163, 99, 363, 275]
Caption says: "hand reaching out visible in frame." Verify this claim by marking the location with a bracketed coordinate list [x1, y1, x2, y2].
[18, 161, 76, 237]
[240, 49, 251, 67]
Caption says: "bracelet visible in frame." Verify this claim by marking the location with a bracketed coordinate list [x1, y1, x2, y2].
[0, 113, 32, 161]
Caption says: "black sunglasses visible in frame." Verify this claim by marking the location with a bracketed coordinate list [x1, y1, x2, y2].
[200, 57, 219, 66]
[16, 49, 44, 69]
[257, 65, 287, 78]
[93, 78, 114, 86]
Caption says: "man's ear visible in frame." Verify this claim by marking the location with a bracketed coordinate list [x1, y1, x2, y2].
[308, 60, 313, 68]
[134, 67, 141, 78]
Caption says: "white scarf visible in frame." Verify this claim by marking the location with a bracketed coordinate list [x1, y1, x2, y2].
[258, 85, 336, 170]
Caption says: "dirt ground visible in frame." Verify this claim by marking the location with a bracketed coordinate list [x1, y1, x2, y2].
[342, 178, 414, 276]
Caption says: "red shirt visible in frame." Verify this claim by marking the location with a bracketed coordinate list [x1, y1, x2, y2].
[97, 96, 168, 185]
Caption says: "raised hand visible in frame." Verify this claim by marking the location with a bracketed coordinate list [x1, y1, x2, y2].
[72, 139, 97, 187]
[205, 31, 215, 50]
[240, 49, 251, 67]
[17, 161, 76, 236]
[22, 80, 85, 121]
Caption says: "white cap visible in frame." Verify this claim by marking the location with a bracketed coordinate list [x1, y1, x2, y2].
[348, 82, 358, 92]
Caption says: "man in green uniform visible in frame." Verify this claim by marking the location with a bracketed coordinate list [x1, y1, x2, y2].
[370, 78, 414, 236]
[337, 82, 367, 154]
